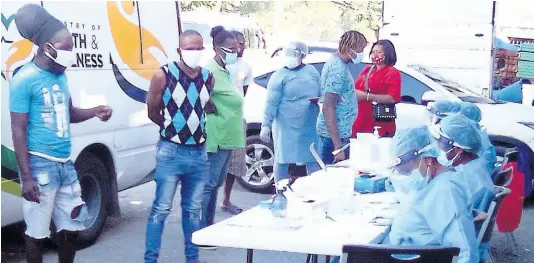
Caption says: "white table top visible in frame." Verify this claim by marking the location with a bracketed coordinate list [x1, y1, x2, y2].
[192, 193, 396, 256]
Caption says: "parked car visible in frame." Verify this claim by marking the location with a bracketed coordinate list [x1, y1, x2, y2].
[242, 60, 534, 197]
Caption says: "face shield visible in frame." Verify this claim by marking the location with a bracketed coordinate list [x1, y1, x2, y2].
[386, 144, 435, 175]
[280, 47, 304, 69]
[430, 124, 472, 152]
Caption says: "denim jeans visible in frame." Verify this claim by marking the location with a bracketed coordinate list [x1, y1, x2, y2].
[317, 136, 350, 165]
[273, 162, 322, 183]
[22, 155, 85, 239]
[201, 149, 232, 228]
[145, 140, 208, 263]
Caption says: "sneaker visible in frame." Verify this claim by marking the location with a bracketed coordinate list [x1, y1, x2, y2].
[198, 245, 218, 251]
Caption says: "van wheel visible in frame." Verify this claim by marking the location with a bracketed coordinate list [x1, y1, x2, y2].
[51, 153, 109, 248]
[237, 135, 275, 193]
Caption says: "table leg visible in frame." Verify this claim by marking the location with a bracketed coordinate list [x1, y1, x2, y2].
[312, 255, 318, 263]
[247, 249, 254, 263]
[325, 255, 331, 263]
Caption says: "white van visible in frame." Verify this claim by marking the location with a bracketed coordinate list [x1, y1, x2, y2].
[380, 1, 534, 98]
[1, 1, 182, 245]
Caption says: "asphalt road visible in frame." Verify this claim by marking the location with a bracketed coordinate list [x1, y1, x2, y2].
[2, 181, 534, 263]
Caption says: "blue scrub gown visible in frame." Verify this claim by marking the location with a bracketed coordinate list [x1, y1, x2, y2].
[263, 65, 322, 164]
[387, 169, 480, 263]
[478, 129, 497, 174]
[454, 160, 495, 210]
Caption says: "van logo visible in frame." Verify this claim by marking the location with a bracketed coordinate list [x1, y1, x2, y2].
[107, 1, 167, 103]
[1, 14, 14, 30]
[1, 12, 33, 81]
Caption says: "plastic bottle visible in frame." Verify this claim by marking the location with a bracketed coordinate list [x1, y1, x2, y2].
[370, 126, 381, 163]
[272, 185, 288, 218]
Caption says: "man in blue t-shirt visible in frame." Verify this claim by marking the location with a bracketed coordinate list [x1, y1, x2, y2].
[11, 5, 112, 263]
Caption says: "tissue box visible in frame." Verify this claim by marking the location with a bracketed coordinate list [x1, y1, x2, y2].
[354, 174, 387, 193]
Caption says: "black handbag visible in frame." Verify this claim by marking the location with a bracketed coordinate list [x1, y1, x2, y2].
[364, 65, 397, 122]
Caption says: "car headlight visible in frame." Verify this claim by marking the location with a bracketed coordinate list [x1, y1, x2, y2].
[519, 122, 534, 130]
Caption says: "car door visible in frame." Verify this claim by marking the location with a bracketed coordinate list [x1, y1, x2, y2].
[396, 71, 433, 131]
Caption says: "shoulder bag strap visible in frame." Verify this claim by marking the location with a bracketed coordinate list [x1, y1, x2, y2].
[364, 65, 375, 93]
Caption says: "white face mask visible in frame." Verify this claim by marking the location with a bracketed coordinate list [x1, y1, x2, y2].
[350, 49, 364, 64]
[45, 43, 76, 68]
[181, 49, 203, 69]
[282, 56, 300, 69]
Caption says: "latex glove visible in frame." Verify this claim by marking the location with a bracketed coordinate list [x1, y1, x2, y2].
[260, 126, 271, 143]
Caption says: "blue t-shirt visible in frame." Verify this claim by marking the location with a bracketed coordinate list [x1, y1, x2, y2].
[316, 55, 357, 138]
[10, 62, 71, 159]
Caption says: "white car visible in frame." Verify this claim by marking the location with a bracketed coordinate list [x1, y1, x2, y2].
[242, 60, 534, 197]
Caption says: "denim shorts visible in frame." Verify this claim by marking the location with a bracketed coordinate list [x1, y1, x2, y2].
[21, 155, 86, 239]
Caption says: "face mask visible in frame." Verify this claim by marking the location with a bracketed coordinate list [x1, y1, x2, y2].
[181, 49, 203, 69]
[372, 55, 385, 64]
[410, 160, 432, 190]
[282, 56, 300, 69]
[221, 49, 238, 65]
[45, 43, 76, 68]
[350, 49, 364, 64]
[437, 148, 453, 167]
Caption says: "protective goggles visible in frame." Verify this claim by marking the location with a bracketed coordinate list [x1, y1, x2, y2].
[430, 124, 472, 151]
[280, 47, 303, 58]
[386, 144, 434, 169]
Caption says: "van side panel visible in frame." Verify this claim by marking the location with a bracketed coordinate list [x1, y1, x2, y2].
[381, 2, 495, 97]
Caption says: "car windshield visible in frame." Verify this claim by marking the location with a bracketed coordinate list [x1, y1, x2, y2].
[408, 65, 498, 104]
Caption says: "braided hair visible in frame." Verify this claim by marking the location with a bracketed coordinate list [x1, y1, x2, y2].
[338, 30, 367, 55]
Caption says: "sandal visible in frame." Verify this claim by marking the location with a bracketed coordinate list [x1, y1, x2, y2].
[220, 203, 243, 215]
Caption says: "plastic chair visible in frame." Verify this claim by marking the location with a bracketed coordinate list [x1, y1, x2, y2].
[339, 244, 460, 263]
[492, 166, 513, 187]
[496, 161, 525, 251]
[476, 186, 511, 263]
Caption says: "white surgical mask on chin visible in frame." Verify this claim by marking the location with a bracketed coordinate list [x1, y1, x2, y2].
[45, 43, 76, 68]
[282, 56, 300, 69]
[181, 49, 203, 69]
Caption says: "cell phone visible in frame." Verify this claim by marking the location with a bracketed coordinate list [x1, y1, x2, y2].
[308, 97, 320, 103]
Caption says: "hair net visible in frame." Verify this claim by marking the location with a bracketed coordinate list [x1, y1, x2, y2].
[439, 115, 481, 153]
[282, 41, 309, 58]
[459, 102, 482, 123]
[428, 100, 461, 119]
[390, 126, 440, 162]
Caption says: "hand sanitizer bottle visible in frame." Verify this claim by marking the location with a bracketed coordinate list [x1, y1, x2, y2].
[272, 184, 288, 218]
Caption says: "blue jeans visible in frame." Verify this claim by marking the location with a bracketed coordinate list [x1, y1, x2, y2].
[317, 136, 350, 165]
[145, 140, 208, 263]
[201, 149, 232, 228]
[22, 155, 85, 239]
[273, 162, 321, 183]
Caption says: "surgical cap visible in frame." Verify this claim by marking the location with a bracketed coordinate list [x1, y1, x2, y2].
[428, 100, 461, 119]
[390, 126, 440, 161]
[439, 115, 481, 153]
[15, 4, 70, 46]
[459, 102, 482, 123]
[282, 41, 309, 58]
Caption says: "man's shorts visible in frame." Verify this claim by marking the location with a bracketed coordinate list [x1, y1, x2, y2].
[22, 155, 86, 239]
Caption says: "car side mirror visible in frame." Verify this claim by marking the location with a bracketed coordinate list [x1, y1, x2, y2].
[421, 91, 445, 105]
